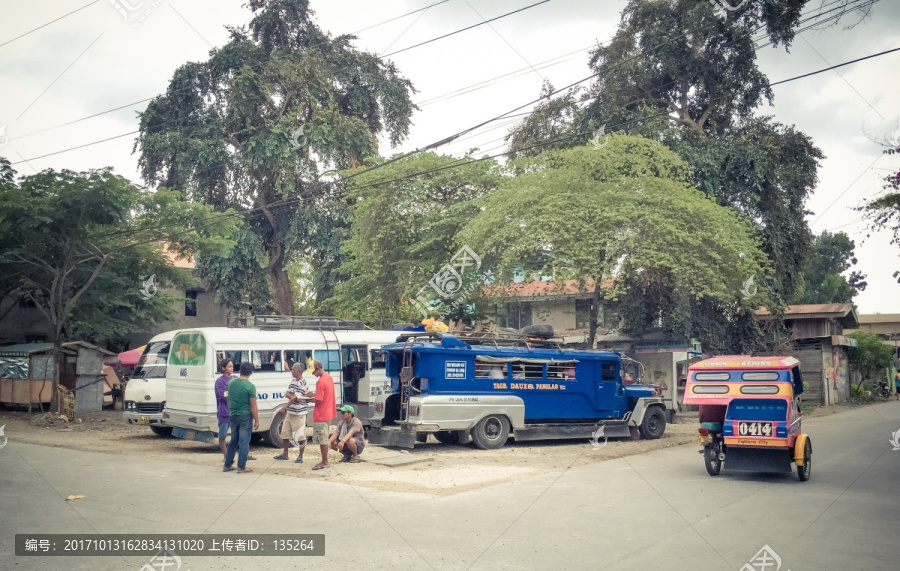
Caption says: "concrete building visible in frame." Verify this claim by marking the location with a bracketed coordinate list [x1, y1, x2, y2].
[756, 304, 859, 406]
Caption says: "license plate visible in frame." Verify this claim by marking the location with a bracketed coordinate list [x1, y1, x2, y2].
[185, 430, 195, 439]
[738, 421, 772, 437]
[697, 435, 712, 444]
[137, 417, 150, 424]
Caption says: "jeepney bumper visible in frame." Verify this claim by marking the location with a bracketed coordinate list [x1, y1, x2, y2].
[162, 408, 217, 442]
[367, 426, 418, 448]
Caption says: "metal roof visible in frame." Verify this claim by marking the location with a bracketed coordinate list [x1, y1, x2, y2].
[0, 343, 54, 357]
[755, 304, 859, 327]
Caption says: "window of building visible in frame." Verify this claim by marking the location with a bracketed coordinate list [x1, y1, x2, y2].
[575, 299, 592, 329]
[185, 290, 198, 317]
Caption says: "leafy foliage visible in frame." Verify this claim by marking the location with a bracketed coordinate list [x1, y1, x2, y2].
[330, 153, 502, 328]
[134, 0, 417, 314]
[459, 136, 770, 347]
[847, 331, 894, 387]
[0, 167, 237, 351]
[793, 231, 866, 303]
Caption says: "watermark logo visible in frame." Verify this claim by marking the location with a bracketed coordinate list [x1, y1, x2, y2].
[411, 245, 488, 320]
[590, 125, 608, 150]
[889, 428, 900, 451]
[890, 127, 900, 149]
[290, 427, 305, 448]
[289, 125, 306, 150]
[0, 124, 8, 148]
[0, 425, 7, 450]
[140, 549, 187, 571]
[140, 275, 158, 300]
[708, 0, 750, 21]
[109, 0, 166, 29]
[589, 425, 607, 450]
[740, 274, 757, 300]
[739, 544, 790, 571]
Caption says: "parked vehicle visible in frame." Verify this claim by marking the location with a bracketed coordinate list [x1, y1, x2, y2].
[123, 332, 174, 436]
[159, 316, 400, 447]
[364, 332, 668, 449]
[684, 356, 811, 481]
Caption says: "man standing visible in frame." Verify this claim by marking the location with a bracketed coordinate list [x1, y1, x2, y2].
[330, 404, 365, 462]
[223, 362, 259, 474]
[274, 363, 310, 463]
[310, 359, 336, 470]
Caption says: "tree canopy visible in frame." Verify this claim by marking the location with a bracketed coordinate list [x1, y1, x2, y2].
[847, 330, 894, 387]
[135, 0, 417, 314]
[330, 152, 502, 328]
[793, 231, 866, 304]
[458, 136, 770, 347]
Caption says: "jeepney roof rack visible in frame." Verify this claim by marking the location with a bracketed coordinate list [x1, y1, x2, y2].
[227, 315, 365, 331]
[393, 330, 563, 350]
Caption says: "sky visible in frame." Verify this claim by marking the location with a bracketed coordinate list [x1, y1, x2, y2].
[1, 0, 899, 314]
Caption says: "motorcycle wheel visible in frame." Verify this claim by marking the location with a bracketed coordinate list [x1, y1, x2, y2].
[704, 441, 722, 476]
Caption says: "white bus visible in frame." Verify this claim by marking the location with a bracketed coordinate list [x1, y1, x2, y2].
[159, 320, 400, 446]
[123, 331, 175, 436]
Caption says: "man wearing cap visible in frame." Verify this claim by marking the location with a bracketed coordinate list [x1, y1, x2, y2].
[330, 404, 365, 463]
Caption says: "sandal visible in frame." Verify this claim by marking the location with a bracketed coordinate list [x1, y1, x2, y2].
[312, 464, 330, 470]
[349, 456, 361, 463]
[223, 466, 235, 472]
[295, 457, 303, 463]
[273, 454, 289, 461]
[237, 467, 253, 473]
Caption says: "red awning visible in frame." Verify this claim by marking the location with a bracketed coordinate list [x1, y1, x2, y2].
[118, 346, 145, 366]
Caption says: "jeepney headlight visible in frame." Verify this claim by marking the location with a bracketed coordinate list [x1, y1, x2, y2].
[125, 401, 135, 411]
[408, 405, 419, 416]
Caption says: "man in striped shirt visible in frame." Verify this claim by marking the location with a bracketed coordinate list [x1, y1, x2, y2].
[273, 363, 310, 463]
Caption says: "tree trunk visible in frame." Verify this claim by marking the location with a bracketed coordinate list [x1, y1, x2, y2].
[589, 278, 602, 349]
[271, 264, 294, 316]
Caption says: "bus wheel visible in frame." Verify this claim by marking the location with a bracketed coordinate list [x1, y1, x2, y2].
[639, 407, 666, 440]
[265, 415, 284, 448]
[415, 432, 428, 443]
[150, 425, 172, 437]
[472, 415, 509, 450]
[434, 431, 460, 445]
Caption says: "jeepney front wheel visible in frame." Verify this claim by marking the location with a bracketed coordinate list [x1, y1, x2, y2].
[639, 407, 666, 440]
[472, 415, 510, 450]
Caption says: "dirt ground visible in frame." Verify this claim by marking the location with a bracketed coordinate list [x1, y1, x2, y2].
[0, 402, 860, 496]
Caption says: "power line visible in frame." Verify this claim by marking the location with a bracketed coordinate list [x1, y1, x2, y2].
[0, 0, 98, 49]
[382, 0, 551, 57]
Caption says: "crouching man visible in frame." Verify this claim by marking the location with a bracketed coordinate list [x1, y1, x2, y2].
[330, 405, 364, 463]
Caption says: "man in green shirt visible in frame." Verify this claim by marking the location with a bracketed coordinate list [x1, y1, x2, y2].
[223, 362, 259, 473]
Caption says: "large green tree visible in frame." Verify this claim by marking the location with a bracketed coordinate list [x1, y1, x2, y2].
[459, 136, 770, 347]
[793, 231, 866, 303]
[135, 0, 417, 315]
[0, 165, 237, 409]
[331, 152, 502, 328]
[847, 331, 894, 389]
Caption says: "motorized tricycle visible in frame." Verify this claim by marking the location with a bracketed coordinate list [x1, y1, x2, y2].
[684, 356, 811, 481]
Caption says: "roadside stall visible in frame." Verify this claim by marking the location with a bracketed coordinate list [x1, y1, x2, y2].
[0, 343, 55, 411]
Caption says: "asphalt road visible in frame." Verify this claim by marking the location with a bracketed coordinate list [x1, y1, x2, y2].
[2, 402, 898, 571]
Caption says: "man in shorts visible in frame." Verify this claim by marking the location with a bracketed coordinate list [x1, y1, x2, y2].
[309, 360, 336, 470]
[274, 363, 310, 463]
[330, 404, 365, 462]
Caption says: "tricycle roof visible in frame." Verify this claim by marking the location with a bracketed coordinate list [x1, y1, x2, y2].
[689, 355, 799, 371]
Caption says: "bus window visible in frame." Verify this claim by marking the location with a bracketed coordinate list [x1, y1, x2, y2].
[250, 350, 286, 372]
[548, 361, 577, 379]
[284, 350, 314, 372]
[133, 341, 170, 379]
[342, 346, 368, 368]
[220, 350, 250, 371]
[314, 350, 341, 372]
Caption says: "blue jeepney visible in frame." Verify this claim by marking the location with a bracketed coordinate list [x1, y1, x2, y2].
[365, 333, 668, 449]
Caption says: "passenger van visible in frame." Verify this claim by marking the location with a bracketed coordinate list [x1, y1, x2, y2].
[123, 331, 174, 436]
[159, 317, 399, 447]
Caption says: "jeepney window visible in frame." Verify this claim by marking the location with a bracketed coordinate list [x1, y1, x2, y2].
[315, 349, 341, 372]
[512, 361, 543, 379]
[600, 361, 616, 382]
[170, 332, 206, 367]
[741, 372, 780, 381]
[547, 361, 577, 379]
[694, 372, 730, 381]
[692, 385, 729, 394]
[370, 350, 386, 369]
[219, 350, 249, 371]
[475, 363, 508, 379]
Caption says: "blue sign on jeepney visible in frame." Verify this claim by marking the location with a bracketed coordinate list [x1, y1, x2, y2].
[445, 361, 466, 379]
